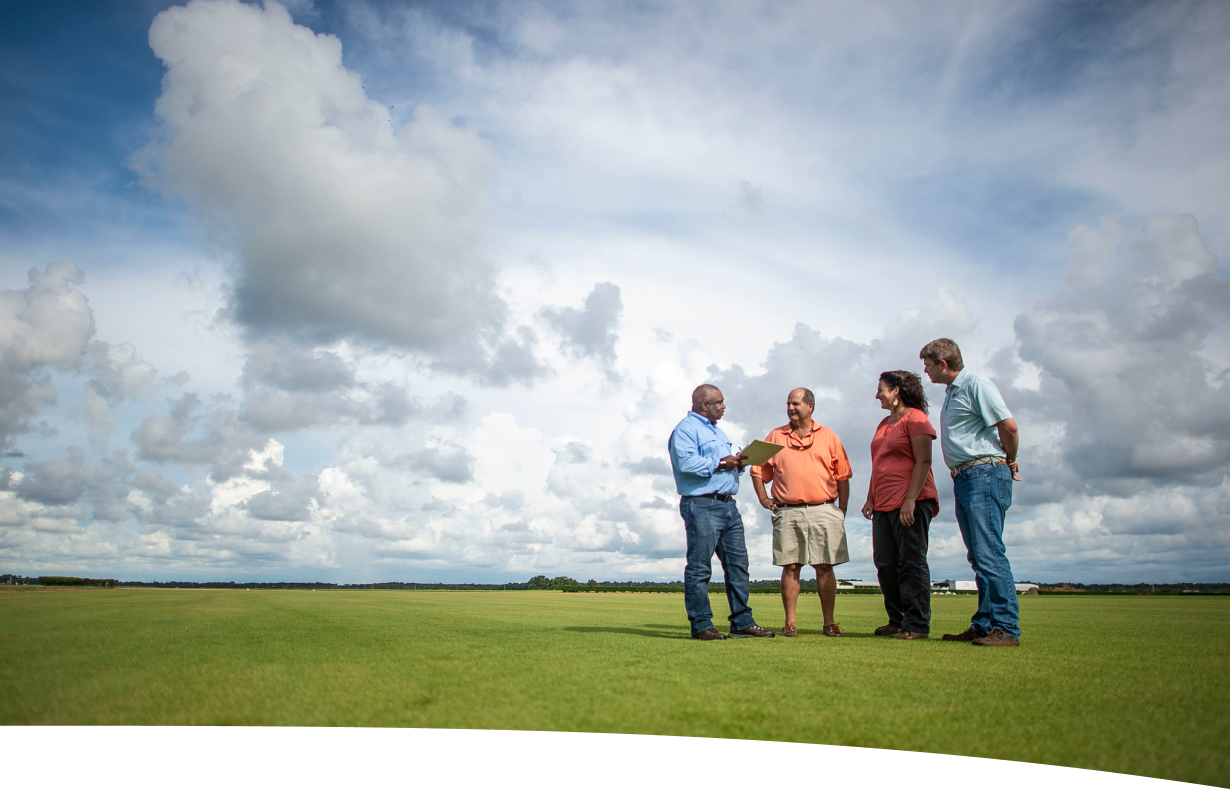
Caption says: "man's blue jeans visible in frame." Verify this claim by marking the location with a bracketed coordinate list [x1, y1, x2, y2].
[680, 496, 756, 635]
[953, 463, 1020, 639]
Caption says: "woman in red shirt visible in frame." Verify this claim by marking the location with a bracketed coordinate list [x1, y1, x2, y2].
[861, 370, 940, 639]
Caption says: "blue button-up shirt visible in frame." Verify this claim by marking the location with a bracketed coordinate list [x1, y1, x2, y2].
[668, 411, 742, 496]
[940, 369, 1013, 469]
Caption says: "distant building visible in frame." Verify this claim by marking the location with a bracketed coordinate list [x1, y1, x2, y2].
[836, 581, 880, 590]
[0, 574, 38, 585]
[932, 579, 1039, 594]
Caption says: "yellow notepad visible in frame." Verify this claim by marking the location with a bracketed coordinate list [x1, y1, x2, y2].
[737, 439, 784, 466]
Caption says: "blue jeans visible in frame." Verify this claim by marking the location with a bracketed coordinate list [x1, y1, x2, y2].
[953, 463, 1020, 640]
[680, 496, 756, 634]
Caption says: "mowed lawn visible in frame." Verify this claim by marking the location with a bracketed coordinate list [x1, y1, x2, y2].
[2, 589, 1227, 786]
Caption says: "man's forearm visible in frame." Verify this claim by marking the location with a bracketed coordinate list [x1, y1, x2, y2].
[997, 421, 1020, 460]
[837, 479, 850, 513]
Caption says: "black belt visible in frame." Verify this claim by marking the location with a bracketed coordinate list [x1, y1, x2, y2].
[778, 498, 836, 508]
[692, 492, 736, 503]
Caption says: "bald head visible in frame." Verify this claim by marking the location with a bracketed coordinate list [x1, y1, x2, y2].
[691, 384, 727, 422]
[692, 384, 721, 409]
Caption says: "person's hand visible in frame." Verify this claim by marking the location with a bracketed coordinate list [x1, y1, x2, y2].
[1007, 458, 1022, 482]
[717, 454, 741, 471]
[759, 496, 779, 513]
[900, 498, 916, 526]
[860, 500, 874, 520]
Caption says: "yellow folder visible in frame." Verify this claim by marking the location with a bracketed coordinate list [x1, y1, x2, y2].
[737, 439, 784, 466]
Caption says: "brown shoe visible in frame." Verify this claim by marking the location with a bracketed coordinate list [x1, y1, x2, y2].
[972, 628, 1020, 647]
[942, 626, 981, 641]
[691, 628, 728, 640]
[822, 623, 844, 637]
[782, 623, 798, 637]
[891, 630, 930, 640]
[874, 624, 902, 636]
[729, 624, 775, 638]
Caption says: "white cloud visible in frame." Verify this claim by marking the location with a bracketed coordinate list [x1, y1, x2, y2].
[140, 0, 541, 382]
[0, 263, 94, 447]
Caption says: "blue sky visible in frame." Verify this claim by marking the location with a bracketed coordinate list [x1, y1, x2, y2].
[1, 0, 1228, 583]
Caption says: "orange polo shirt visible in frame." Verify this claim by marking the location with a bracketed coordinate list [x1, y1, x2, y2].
[750, 421, 852, 504]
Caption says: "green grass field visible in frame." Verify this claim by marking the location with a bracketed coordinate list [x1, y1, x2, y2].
[2, 588, 1227, 786]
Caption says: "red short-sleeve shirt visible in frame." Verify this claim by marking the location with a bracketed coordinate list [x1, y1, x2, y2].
[870, 409, 940, 513]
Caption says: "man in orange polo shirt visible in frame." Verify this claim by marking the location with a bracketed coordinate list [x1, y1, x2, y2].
[751, 387, 853, 637]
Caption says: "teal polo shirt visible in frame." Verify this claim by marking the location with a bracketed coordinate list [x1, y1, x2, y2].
[940, 369, 1013, 470]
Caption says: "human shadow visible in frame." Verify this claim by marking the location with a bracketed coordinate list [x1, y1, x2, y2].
[563, 623, 691, 640]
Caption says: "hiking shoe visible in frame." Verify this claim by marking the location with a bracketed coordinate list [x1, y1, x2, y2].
[730, 625, 775, 638]
[822, 623, 844, 637]
[972, 628, 1020, 647]
[782, 623, 798, 637]
[691, 628, 728, 640]
[942, 626, 981, 641]
[874, 624, 902, 636]
[891, 630, 930, 640]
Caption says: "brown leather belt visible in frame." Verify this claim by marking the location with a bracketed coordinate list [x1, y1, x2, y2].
[778, 498, 836, 508]
[950, 456, 1008, 478]
[693, 492, 736, 503]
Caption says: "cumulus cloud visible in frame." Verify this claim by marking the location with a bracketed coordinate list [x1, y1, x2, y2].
[1013, 214, 1230, 489]
[140, 0, 543, 383]
[541, 282, 623, 380]
[398, 443, 476, 483]
[240, 338, 428, 430]
[0, 263, 94, 448]
[132, 393, 267, 481]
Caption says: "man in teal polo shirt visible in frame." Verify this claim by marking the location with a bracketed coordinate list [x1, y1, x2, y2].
[920, 338, 1022, 647]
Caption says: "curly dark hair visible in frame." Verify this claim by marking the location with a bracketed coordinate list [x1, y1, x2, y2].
[880, 370, 928, 414]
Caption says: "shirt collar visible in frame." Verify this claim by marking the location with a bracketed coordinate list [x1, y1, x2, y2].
[688, 410, 717, 427]
[946, 368, 969, 393]
[780, 420, 820, 435]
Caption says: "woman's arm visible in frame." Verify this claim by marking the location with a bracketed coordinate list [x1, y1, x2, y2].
[861, 478, 875, 520]
[899, 434, 933, 526]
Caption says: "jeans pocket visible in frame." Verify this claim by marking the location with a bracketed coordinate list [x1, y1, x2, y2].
[998, 476, 1013, 508]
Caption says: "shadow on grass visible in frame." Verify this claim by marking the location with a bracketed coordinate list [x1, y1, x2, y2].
[564, 623, 691, 640]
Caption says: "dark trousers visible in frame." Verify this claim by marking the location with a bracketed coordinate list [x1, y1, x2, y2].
[872, 499, 937, 634]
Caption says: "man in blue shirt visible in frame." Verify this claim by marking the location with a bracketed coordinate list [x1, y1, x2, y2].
[669, 384, 774, 640]
[920, 339, 1022, 647]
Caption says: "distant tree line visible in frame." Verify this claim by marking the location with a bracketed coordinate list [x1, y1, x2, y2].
[39, 576, 116, 587]
[527, 575, 578, 590]
[1034, 582, 1230, 595]
[115, 580, 532, 590]
[6, 574, 1226, 594]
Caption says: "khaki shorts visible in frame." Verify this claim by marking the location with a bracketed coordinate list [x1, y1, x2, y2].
[772, 503, 849, 567]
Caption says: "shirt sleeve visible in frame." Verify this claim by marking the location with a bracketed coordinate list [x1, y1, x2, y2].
[831, 436, 853, 482]
[905, 412, 938, 440]
[972, 377, 1013, 427]
[669, 423, 718, 477]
